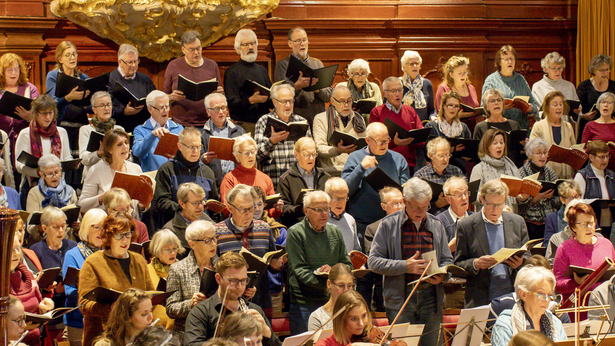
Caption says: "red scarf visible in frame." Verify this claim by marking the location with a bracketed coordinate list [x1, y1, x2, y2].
[29, 119, 62, 158]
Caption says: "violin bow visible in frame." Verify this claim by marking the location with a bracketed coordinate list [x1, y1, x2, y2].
[378, 259, 434, 346]
[213, 284, 231, 338]
[297, 304, 350, 346]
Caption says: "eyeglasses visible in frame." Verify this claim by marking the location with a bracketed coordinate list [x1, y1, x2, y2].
[10, 316, 26, 325]
[162, 247, 179, 254]
[593, 154, 610, 161]
[300, 151, 318, 159]
[223, 276, 249, 286]
[434, 153, 452, 160]
[113, 231, 134, 240]
[598, 68, 611, 73]
[151, 105, 170, 112]
[238, 149, 257, 157]
[331, 97, 352, 106]
[528, 291, 555, 302]
[290, 38, 308, 45]
[186, 199, 206, 207]
[93, 103, 112, 109]
[488, 98, 504, 104]
[405, 62, 421, 67]
[351, 72, 368, 78]
[500, 57, 515, 62]
[407, 203, 429, 213]
[43, 170, 62, 178]
[240, 41, 257, 48]
[183, 46, 202, 54]
[331, 282, 356, 290]
[229, 203, 255, 214]
[448, 191, 470, 199]
[386, 202, 404, 208]
[307, 206, 330, 214]
[330, 196, 349, 202]
[39, 110, 55, 117]
[120, 59, 140, 66]
[484, 202, 506, 209]
[548, 66, 563, 72]
[180, 142, 202, 152]
[207, 106, 228, 113]
[64, 52, 77, 59]
[574, 221, 596, 230]
[193, 235, 218, 245]
[274, 98, 294, 105]
[5, 67, 19, 74]
[445, 104, 460, 110]
[600, 101, 615, 105]
[533, 151, 548, 157]
[368, 136, 391, 146]
[385, 88, 404, 94]
[49, 224, 68, 232]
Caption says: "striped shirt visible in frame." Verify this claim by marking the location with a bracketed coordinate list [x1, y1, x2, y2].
[401, 218, 434, 283]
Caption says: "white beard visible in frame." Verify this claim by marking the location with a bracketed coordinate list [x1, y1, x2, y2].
[241, 51, 257, 63]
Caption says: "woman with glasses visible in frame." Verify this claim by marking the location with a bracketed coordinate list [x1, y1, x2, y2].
[62, 209, 106, 346]
[531, 52, 579, 118]
[166, 220, 218, 342]
[308, 263, 355, 331]
[582, 92, 615, 171]
[15, 94, 72, 210]
[470, 128, 520, 212]
[400, 50, 435, 122]
[79, 129, 144, 216]
[147, 229, 185, 330]
[492, 266, 567, 346]
[435, 56, 481, 133]
[346, 59, 382, 121]
[553, 203, 615, 303]
[574, 140, 615, 240]
[79, 91, 125, 180]
[529, 91, 576, 179]
[101, 188, 150, 244]
[577, 54, 615, 143]
[482, 45, 538, 130]
[79, 212, 153, 346]
[278, 137, 330, 227]
[220, 134, 282, 218]
[517, 138, 558, 240]
[8, 295, 28, 346]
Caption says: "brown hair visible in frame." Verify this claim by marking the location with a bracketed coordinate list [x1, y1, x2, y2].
[101, 129, 131, 164]
[478, 128, 508, 159]
[436, 91, 462, 123]
[215, 251, 248, 275]
[54, 41, 80, 75]
[494, 45, 517, 71]
[327, 263, 354, 296]
[566, 203, 597, 233]
[524, 255, 551, 270]
[100, 212, 137, 249]
[443, 55, 470, 87]
[587, 140, 610, 156]
[219, 312, 263, 340]
[332, 290, 372, 345]
[508, 330, 556, 346]
[31, 94, 58, 119]
[0, 53, 29, 86]
[541, 91, 570, 118]
[97, 288, 152, 346]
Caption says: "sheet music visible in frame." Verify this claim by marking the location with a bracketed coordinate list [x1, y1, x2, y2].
[451, 306, 490, 346]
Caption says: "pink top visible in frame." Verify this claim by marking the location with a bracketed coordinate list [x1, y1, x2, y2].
[315, 334, 347, 346]
[369, 104, 423, 167]
[553, 236, 615, 299]
[581, 121, 615, 171]
[434, 83, 479, 111]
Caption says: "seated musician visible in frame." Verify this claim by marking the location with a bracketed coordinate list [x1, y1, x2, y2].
[492, 266, 567, 346]
[219, 312, 265, 346]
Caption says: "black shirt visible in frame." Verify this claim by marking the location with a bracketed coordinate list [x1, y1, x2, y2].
[224, 59, 273, 123]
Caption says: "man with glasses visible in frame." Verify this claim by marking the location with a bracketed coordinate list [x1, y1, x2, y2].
[435, 176, 473, 253]
[313, 84, 367, 176]
[200, 93, 246, 189]
[454, 179, 528, 307]
[254, 82, 311, 188]
[274, 26, 333, 126]
[108, 44, 156, 133]
[278, 137, 330, 227]
[163, 30, 224, 127]
[184, 251, 281, 346]
[161, 182, 214, 251]
[224, 29, 273, 135]
[133, 90, 184, 172]
[325, 177, 361, 252]
[215, 184, 284, 314]
[286, 190, 352, 334]
[370, 76, 424, 174]
[368, 177, 452, 346]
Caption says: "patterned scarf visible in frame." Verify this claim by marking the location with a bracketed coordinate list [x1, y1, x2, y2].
[0, 185, 8, 208]
[510, 300, 559, 341]
[38, 177, 74, 208]
[261, 213, 286, 240]
[436, 118, 464, 138]
[347, 79, 374, 100]
[77, 241, 99, 259]
[151, 257, 170, 277]
[325, 105, 366, 139]
[29, 118, 62, 158]
[91, 115, 116, 134]
[402, 74, 427, 109]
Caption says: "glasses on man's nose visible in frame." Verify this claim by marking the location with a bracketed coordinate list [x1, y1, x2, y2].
[151, 105, 170, 112]
[274, 98, 294, 106]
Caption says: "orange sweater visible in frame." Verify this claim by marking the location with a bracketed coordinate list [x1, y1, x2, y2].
[220, 165, 281, 218]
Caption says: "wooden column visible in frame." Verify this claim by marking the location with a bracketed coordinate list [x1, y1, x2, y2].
[0, 207, 21, 346]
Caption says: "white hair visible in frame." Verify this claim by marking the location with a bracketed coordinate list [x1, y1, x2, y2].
[146, 90, 168, 108]
[204, 92, 226, 109]
[234, 29, 258, 54]
[303, 190, 331, 208]
[347, 59, 371, 76]
[514, 266, 555, 297]
[270, 82, 295, 100]
[403, 177, 432, 203]
[118, 44, 139, 60]
[401, 50, 422, 66]
[185, 220, 215, 242]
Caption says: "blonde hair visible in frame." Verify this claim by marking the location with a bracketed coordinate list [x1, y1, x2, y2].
[0, 53, 29, 86]
[149, 229, 186, 258]
[443, 55, 470, 87]
[332, 290, 372, 345]
[102, 187, 132, 211]
[79, 208, 107, 242]
[54, 41, 79, 75]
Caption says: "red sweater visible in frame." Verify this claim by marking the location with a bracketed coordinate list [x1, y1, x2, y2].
[370, 104, 424, 167]
[315, 334, 347, 346]
[581, 121, 615, 171]
[220, 165, 281, 218]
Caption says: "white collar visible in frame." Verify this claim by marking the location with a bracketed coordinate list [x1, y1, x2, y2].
[448, 206, 468, 221]
[118, 67, 136, 80]
[481, 209, 503, 225]
[149, 117, 168, 130]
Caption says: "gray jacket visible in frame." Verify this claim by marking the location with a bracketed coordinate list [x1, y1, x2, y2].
[367, 209, 453, 313]
[588, 275, 615, 332]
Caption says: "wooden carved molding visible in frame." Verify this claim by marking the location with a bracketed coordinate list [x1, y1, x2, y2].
[49, 0, 279, 62]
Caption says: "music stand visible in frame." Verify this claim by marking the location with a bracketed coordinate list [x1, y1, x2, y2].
[450, 306, 490, 346]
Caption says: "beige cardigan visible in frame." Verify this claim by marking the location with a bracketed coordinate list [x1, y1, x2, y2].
[529, 118, 576, 179]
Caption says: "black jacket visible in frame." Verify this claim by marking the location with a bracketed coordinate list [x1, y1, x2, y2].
[200, 119, 246, 188]
[277, 163, 330, 228]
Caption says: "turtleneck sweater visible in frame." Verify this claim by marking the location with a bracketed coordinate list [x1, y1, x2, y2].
[220, 164, 276, 203]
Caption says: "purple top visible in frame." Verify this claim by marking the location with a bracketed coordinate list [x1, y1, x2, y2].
[0, 82, 39, 168]
[553, 235, 615, 298]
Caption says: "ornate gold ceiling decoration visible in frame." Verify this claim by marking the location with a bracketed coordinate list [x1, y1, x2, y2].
[50, 0, 279, 62]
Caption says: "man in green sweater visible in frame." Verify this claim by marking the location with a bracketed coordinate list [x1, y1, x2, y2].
[286, 190, 352, 335]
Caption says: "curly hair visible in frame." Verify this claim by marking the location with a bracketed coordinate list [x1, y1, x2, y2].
[100, 212, 137, 250]
[97, 288, 152, 346]
[0, 53, 29, 86]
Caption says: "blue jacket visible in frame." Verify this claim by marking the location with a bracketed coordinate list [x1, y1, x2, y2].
[543, 207, 566, 247]
[3, 185, 20, 210]
[578, 165, 615, 224]
[62, 246, 87, 328]
[492, 309, 567, 346]
[133, 119, 183, 172]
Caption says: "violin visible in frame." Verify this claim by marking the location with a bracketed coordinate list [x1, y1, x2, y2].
[352, 326, 407, 346]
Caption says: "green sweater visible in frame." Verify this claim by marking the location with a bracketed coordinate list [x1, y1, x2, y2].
[287, 218, 352, 305]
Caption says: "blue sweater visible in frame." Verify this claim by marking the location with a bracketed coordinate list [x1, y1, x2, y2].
[3, 185, 20, 210]
[133, 119, 183, 172]
[62, 245, 87, 328]
[342, 147, 410, 225]
[482, 71, 539, 129]
[45, 69, 92, 122]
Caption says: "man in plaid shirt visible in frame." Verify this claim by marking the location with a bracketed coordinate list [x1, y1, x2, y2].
[254, 82, 312, 189]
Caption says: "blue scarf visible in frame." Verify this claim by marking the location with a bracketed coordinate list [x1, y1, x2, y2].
[38, 177, 74, 208]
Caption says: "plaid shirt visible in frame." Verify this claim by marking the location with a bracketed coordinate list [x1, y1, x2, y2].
[166, 251, 218, 341]
[414, 163, 464, 214]
[254, 111, 312, 188]
[518, 161, 558, 223]
[401, 217, 434, 283]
